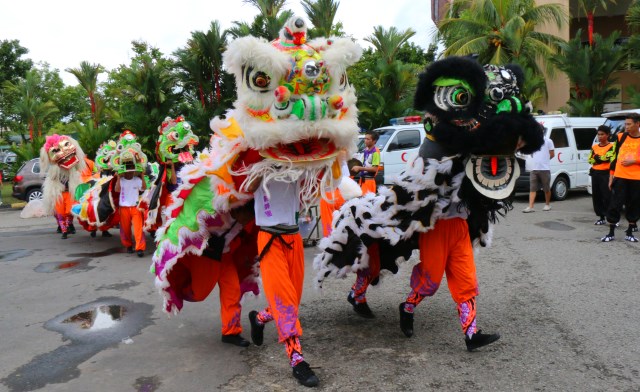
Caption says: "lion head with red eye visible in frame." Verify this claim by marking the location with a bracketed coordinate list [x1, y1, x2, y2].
[156, 116, 200, 164]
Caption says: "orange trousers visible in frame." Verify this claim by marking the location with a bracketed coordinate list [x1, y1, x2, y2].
[257, 231, 305, 342]
[168, 254, 243, 335]
[319, 189, 345, 237]
[407, 218, 478, 305]
[54, 191, 73, 233]
[119, 206, 146, 251]
[359, 178, 377, 195]
[351, 241, 381, 302]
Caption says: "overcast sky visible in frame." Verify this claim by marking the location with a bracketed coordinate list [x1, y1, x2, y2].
[1, 0, 436, 86]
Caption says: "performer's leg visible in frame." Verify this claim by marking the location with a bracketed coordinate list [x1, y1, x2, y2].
[132, 208, 146, 252]
[218, 256, 250, 347]
[399, 222, 447, 337]
[55, 193, 70, 238]
[219, 257, 242, 336]
[360, 178, 377, 195]
[119, 207, 133, 249]
[624, 179, 640, 241]
[347, 242, 380, 318]
[319, 193, 334, 238]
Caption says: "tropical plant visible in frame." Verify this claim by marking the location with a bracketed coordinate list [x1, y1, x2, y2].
[301, 0, 345, 38]
[10, 135, 45, 169]
[438, 0, 567, 101]
[0, 40, 33, 132]
[71, 121, 115, 159]
[3, 70, 59, 140]
[552, 30, 627, 116]
[365, 26, 416, 65]
[66, 61, 104, 127]
[576, 0, 616, 46]
[103, 41, 180, 154]
[228, 0, 293, 40]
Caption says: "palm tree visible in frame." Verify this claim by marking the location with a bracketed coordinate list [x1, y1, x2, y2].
[66, 61, 104, 128]
[301, 0, 344, 38]
[438, 0, 567, 103]
[577, 0, 616, 46]
[189, 21, 227, 105]
[3, 70, 58, 140]
[552, 30, 627, 116]
[229, 0, 292, 40]
[365, 26, 416, 64]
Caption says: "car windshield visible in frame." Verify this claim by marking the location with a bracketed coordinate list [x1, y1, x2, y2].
[358, 129, 394, 152]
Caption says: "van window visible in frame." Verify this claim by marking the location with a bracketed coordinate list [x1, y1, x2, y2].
[573, 128, 598, 150]
[603, 118, 626, 141]
[387, 130, 421, 151]
[33, 162, 40, 174]
[550, 128, 569, 148]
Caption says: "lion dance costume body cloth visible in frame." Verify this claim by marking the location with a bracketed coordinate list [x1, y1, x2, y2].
[41, 134, 96, 239]
[152, 16, 362, 386]
[314, 56, 544, 351]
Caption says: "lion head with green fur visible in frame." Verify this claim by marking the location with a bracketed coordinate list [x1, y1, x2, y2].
[156, 116, 199, 164]
[95, 140, 117, 172]
[111, 130, 148, 174]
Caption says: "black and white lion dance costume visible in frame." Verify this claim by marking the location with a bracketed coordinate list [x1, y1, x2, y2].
[314, 56, 544, 350]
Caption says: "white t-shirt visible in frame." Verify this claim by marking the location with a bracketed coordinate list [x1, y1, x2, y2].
[254, 180, 300, 227]
[529, 137, 555, 171]
[119, 177, 143, 207]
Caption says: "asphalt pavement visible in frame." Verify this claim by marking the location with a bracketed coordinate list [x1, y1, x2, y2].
[0, 192, 639, 391]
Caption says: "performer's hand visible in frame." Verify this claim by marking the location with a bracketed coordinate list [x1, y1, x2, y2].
[351, 165, 361, 173]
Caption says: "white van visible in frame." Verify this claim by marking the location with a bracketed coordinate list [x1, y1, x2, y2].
[515, 114, 604, 200]
[356, 116, 425, 185]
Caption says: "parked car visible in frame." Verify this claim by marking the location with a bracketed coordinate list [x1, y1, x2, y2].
[356, 116, 425, 185]
[12, 158, 44, 201]
[514, 114, 604, 200]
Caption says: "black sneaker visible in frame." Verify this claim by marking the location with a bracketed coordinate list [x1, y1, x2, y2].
[248, 311, 264, 346]
[221, 334, 250, 347]
[102, 231, 113, 238]
[127, 246, 134, 254]
[292, 361, 319, 387]
[601, 235, 615, 242]
[594, 219, 606, 225]
[90, 231, 97, 238]
[465, 330, 501, 351]
[68, 224, 76, 234]
[347, 292, 375, 318]
[399, 303, 414, 337]
[137, 250, 145, 257]
[61, 232, 68, 240]
[625, 235, 639, 243]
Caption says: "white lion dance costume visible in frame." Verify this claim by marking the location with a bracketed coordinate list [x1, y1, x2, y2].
[152, 16, 361, 386]
[40, 134, 96, 239]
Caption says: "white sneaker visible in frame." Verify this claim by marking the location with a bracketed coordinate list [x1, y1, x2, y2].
[522, 207, 534, 213]
[543, 205, 551, 211]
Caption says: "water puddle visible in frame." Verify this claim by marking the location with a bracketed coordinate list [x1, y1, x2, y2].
[0, 249, 34, 262]
[1, 297, 154, 392]
[535, 221, 575, 231]
[134, 376, 162, 392]
[67, 247, 124, 258]
[34, 258, 94, 273]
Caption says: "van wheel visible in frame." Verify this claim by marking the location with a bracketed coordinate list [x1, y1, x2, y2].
[551, 176, 569, 201]
[26, 188, 43, 201]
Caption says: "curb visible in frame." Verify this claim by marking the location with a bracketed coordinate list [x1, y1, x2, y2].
[0, 201, 26, 210]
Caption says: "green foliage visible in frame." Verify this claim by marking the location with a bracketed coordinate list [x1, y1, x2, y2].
[103, 41, 181, 154]
[301, 0, 345, 38]
[228, 0, 293, 40]
[70, 122, 116, 159]
[438, 0, 567, 103]
[552, 30, 627, 116]
[0, 40, 34, 130]
[10, 135, 44, 169]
